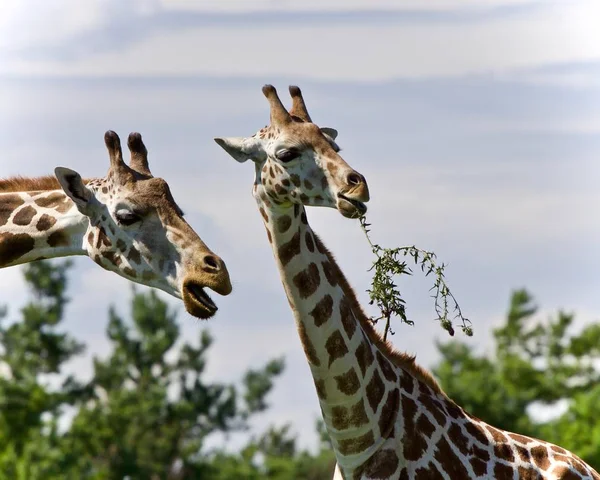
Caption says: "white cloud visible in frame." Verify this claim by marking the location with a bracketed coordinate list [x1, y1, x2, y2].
[1, 1, 599, 81]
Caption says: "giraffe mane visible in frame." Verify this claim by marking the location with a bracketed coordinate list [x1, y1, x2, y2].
[313, 234, 447, 397]
[0, 175, 92, 193]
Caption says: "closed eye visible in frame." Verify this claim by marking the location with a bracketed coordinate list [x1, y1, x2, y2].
[276, 148, 301, 163]
[115, 210, 142, 226]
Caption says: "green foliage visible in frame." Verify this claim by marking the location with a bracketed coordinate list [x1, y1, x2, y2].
[433, 289, 600, 469]
[359, 215, 472, 338]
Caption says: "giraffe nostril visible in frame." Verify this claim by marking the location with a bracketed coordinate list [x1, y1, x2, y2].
[203, 254, 220, 271]
[346, 172, 363, 187]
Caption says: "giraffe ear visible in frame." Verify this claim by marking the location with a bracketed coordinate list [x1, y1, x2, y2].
[214, 137, 263, 163]
[320, 127, 338, 141]
[54, 167, 94, 212]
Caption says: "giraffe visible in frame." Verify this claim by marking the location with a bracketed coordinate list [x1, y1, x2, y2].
[0, 130, 231, 320]
[214, 85, 599, 479]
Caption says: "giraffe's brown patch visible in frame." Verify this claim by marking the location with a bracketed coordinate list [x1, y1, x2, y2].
[551, 445, 567, 455]
[494, 443, 514, 462]
[473, 444, 490, 461]
[309, 294, 333, 327]
[128, 248, 141, 265]
[418, 394, 448, 428]
[356, 336, 374, 377]
[402, 395, 429, 461]
[398, 468, 409, 480]
[290, 174, 301, 187]
[414, 464, 444, 480]
[376, 351, 397, 383]
[571, 457, 589, 476]
[266, 227, 273, 244]
[279, 231, 301, 266]
[331, 398, 368, 430]
[493, 462, 515, 479]
[277, 215, 292, 233]
[464, 420, 489, 445]
[416, 413, 435, 439]
[515, 444, 529, 462]
[378, 387, 399, 439]
[33, 192, 67, 211]
[305, 231, 314, 252]
[314, 195, 324, 204]
[315, 235, 328, 255]
[292, 262, 320, 299]
[509, 433, 532, 444]
[101, 186, 108, 194]
[448, 423, 469, 456]
[339, 295, 356, 340]
[299, 193, 309, 203]
[102, 250, 122, 267]
[321, 259, 338, 287]
[36, 214, 56, 231]
[298, 321, 320, 366]
[0, 232, 35, 266]
[294, 204, 300, 217]
[314, 378, 326, 400]
[366, 370, 385, 412]
[471, 458, 488, 477]
[518, 466, 544, 480]
[399, 371, 415, 395]
[327, 162, 339, 177]
[0, 195, 24, 226]
[259, 207, 269, 223]
[282, 178, 290, 187]
[274, 183, 286, 196]
[13, 205, 36, 226]
[47, 231, 68, 247]
[300, 210, 308, 224]
[321, 176, 328, 191]
[304, 179, 314, 190]
[123, 266, 137, 278]
[357, 448, 399, 480]
[337, 430, 374, 456]
[334, 367, 360, 395]
[96, 227, 111, 248]
[324, 330, 349, 367]
[269, 166, 275, 178]
[435, 435, 471, 478]
[485, 424, 507, 443]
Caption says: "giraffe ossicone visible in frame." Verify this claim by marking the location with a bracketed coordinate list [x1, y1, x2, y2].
[0, 130, 232, 319]
[215, 85, 599, 479]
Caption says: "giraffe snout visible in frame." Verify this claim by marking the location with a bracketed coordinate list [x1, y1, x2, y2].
[342, 169, 370, 203]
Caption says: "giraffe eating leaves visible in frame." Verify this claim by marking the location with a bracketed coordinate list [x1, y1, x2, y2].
[0, 130, 232, 319]
[215, 85, 599, 479]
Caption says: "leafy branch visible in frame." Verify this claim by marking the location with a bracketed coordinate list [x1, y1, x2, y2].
[360, 216, 473, 340]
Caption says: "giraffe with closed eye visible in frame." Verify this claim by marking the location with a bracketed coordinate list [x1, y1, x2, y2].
[0, 130, 231, 319]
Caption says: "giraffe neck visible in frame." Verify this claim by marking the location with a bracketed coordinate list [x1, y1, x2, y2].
[0, 189, 87, 268]
[255, 185, 405, 470]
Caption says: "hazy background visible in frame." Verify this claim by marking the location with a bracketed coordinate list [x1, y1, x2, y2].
[1, 0, 599, 451]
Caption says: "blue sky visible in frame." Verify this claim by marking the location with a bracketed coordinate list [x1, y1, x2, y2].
[1, 0, 599, 451]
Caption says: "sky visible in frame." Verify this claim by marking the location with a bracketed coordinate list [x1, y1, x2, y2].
[1, 0, 600, 452]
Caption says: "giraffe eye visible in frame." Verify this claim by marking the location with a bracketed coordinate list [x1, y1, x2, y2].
[276, 148, 300, 163]
[115, 210, 141, 226]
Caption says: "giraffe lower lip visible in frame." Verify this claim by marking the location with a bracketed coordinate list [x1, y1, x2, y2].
[186, 284, 217, 313]
[337, 194, 367, 218]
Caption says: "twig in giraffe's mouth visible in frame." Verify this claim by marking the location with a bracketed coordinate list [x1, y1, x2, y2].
[187, 283, 217, 313]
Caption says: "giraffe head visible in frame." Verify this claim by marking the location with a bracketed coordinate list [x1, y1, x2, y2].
[215, 85, 370, 218]
[54, 130, 232, 319]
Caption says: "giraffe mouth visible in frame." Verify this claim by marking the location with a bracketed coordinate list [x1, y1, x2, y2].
[337, 193, 367, 219]
[184, 282, 218, 319]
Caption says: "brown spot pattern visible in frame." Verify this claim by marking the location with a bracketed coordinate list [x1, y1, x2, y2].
[334, 367, 360, 395]
[339, 295, 356, 340]
[277, 215, 292, 233]
[13, 206, 36, 226]
[321, 259, 338, 286]
[331, 398, 368, 430]
[435, 436, 470, 478]
[309, 294, 333, 327]
[292, 262, 320, 299]
[297, 321, 320, 367]
[366, 370, 385, 412]
[337, 430, 374, 456]
[305, 231, 314, 252]
[36, 214, 56, 231]
[48, 231, 68, 247]
[0, 232, 35, 266]
[358, 449, 399, 479]
[356, 338, 375, 377]
[325, 330, 349, 367]
[278, 231, 301, 266]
